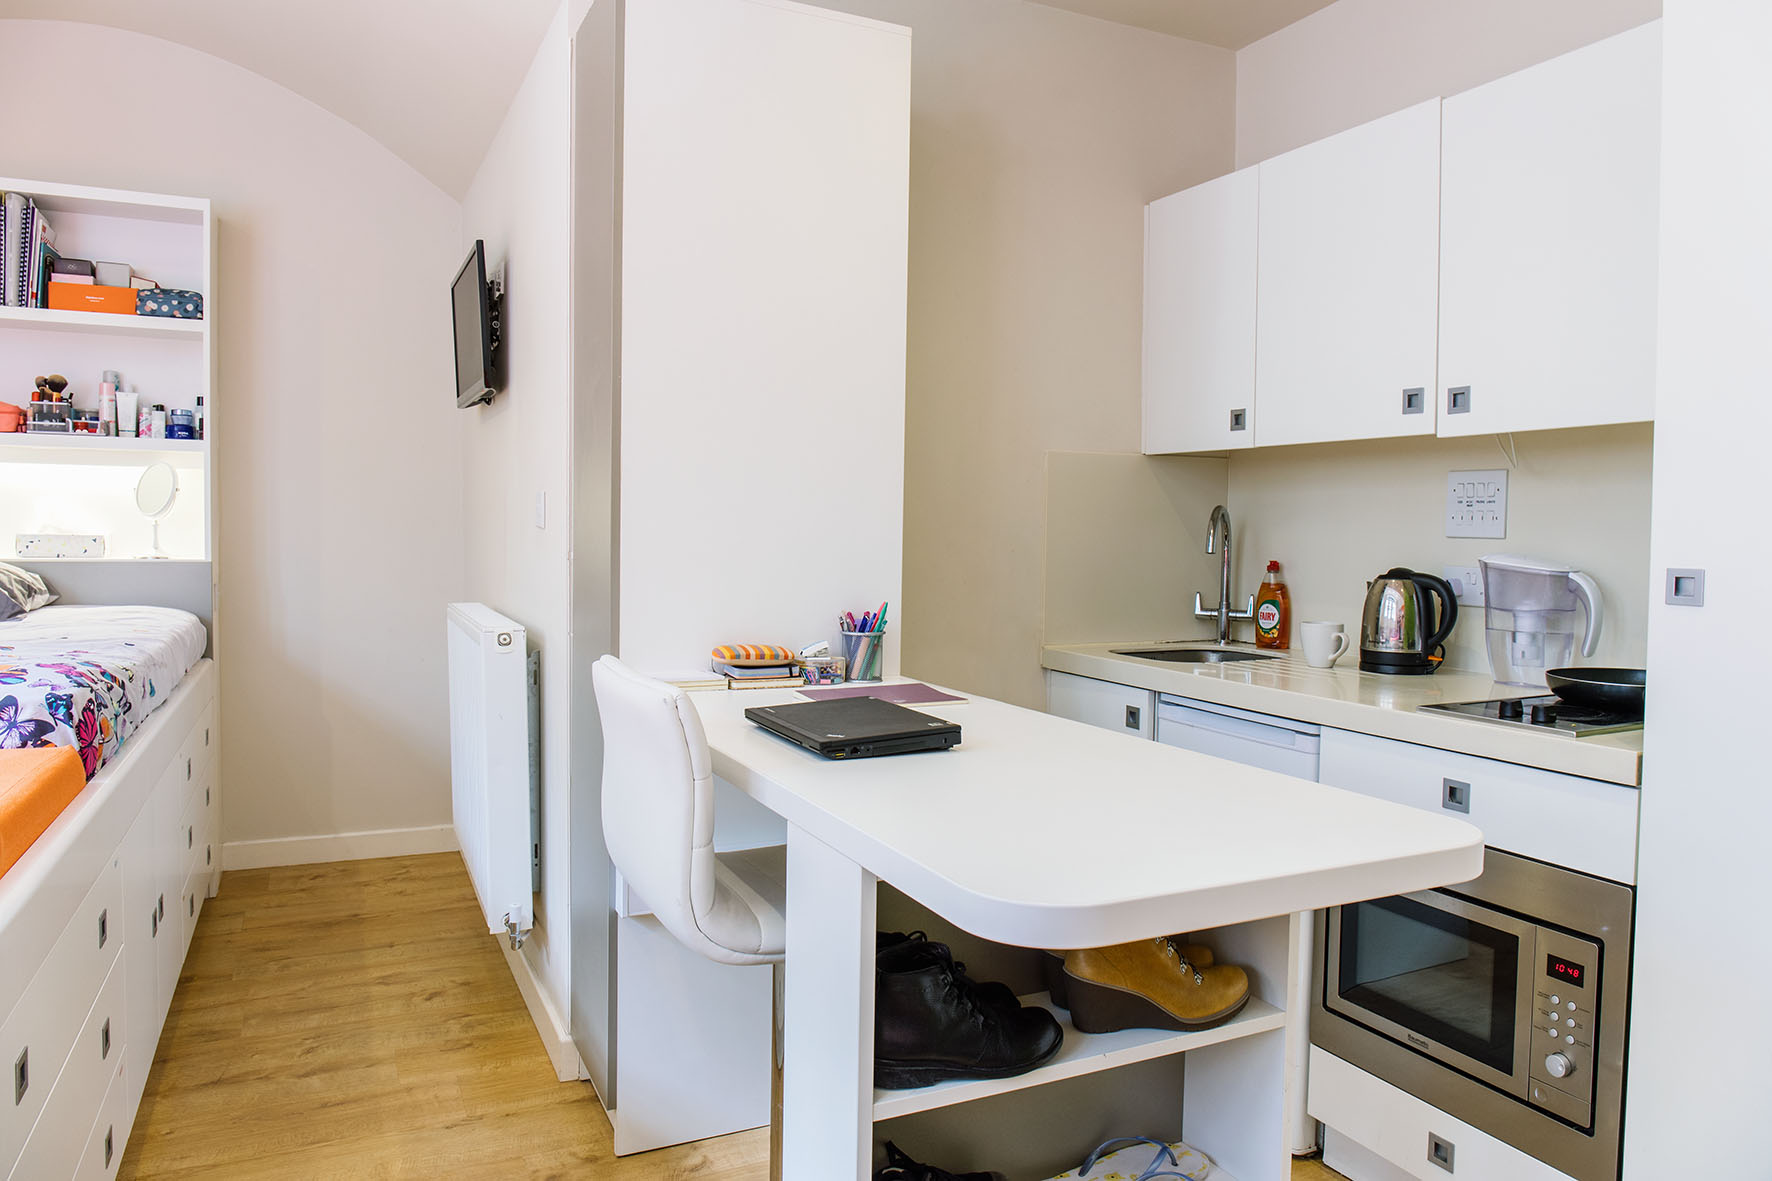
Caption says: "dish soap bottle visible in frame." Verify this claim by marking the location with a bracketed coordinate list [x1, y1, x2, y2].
[1256, 560, 1290, 650]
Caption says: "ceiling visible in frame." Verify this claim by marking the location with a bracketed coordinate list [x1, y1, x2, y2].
[1, 0, 1333, 199]
[1027, 0, 1336, 50]
[0, 0, 559, 198]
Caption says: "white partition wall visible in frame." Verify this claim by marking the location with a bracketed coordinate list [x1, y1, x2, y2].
[617, 0, 910, 675]
[567, 0, 912, 1153]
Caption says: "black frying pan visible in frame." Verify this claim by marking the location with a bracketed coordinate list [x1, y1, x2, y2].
[1545, 668, 1646, 715]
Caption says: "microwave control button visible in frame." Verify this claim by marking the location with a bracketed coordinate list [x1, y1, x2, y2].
[1566, 1017, 1577, 1028]
[1567, 1001, 1577, 1011]
[1549, 994, 1561, 1006]
[1566, 1035, 1576, 1045]
[1544, 1052, 1576, 1079]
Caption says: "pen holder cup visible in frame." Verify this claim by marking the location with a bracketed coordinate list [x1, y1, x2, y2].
[840, 631, 884, 683]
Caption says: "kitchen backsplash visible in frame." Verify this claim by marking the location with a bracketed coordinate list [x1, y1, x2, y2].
[1226, 423, 1653, 673]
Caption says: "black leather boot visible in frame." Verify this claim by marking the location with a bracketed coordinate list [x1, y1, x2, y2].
[874, 937, 1063, 1088]
[876, 930, 1018, 1009]
[874, 1139, 1003, 1181]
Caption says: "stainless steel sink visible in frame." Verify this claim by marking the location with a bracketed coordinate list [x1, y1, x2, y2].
[1113, 647, 1279, 664]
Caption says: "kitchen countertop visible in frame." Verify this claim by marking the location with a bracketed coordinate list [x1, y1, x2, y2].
[1042, 641, 1643, 786]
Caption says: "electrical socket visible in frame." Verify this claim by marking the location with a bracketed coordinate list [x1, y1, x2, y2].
[1444, 565, 1485, 606]
[1446, 469, 1508, 539]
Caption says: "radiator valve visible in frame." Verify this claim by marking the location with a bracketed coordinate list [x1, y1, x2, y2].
[504, 914, 526, 950]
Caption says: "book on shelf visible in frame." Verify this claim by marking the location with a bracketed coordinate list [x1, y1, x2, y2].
[1, 192, 21, 307]
[725, 674, 807, 691]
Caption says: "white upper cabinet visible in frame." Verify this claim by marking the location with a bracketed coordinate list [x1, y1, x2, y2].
[1253, 99, 1442, 447]
[1437, 22, 1661, 436]
[1142, 166, 1258, 454]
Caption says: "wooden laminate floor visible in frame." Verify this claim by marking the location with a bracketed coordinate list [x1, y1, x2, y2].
[122, 852, 1345, 1180]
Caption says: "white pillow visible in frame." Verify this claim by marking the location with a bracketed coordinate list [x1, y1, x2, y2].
[0, 562, 57, 620]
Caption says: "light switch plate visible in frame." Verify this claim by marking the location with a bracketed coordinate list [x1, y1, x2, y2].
[1446, 470, 1508, 539]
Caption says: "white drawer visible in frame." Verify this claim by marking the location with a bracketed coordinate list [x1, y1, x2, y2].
[1319, 728, 1638, 883]
[1311, 1047, 1574, 1181]
[9, 955, 126, 1181]
[186, 700, 216, 786]
[0, 855, 122, 1173]
[73, 1052, 126, 1181]
[1045, 671, 1155, 739]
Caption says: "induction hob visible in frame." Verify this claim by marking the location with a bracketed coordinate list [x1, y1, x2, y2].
[1420, 694, 1644, 738]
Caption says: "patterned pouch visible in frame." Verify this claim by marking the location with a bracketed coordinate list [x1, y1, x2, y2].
[1043, 1137, 1215, 1181]
[136, 289, 204, 319]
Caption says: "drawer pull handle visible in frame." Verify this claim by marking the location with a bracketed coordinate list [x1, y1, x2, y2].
[1428, 1131, 1456, 1173]
[1442, 778, 1471, 814]
[1124, 704, 1140, 731]
[151, 907, 159, 938]
[158, 893, 165, 921]
[101, 1017, 111, 1060]
[188, 827, 193, 850]
[98, 907, 108, 950]
[188, 894, 194, 918]
[186, 757, 192, 781]
[105, 1126, 114, 1167]
[207, 845, 212, 867]
[205, 726, 210, 747]
[205, 786, 210, 806]
[13, 1047, 25, 1105]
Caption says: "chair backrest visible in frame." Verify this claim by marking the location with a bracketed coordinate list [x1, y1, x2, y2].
[592, 655, 724, 961]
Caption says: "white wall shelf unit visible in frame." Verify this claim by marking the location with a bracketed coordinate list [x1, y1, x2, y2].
[0, 305, 203, 340]
[0, 176, 214, 564]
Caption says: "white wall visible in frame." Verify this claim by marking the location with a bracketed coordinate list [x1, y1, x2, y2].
[457, 4, 576, 1067]
[1626, 2, 1772, 1173]
[1235, 0, 1662, 168]
[3, 22, 464, 854]
[1228, 4, 1662, 672]
[809, 0, 1237, 708]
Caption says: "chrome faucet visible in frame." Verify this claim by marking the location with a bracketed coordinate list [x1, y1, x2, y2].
[1194, 504, 1255, 644]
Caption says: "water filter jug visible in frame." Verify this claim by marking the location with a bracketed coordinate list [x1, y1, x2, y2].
[1479, 555, 1604, 687]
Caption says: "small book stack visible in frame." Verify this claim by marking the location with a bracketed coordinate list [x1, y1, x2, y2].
[710, 644, 803, 690]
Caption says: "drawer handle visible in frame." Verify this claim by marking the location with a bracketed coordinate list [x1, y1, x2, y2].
[98, 907, 108, 950]
[101, 1017, 111, 1060]
[1428, 1131, 1456, 1173]
[13, 1047, 24, 1106]
[186, 757, 192, 781]
[158, 893, 165, 922]
[188, 894, 194, 918]
[205, 726, 210, 747]
[151, 907, 159, 938]
[1124, 704, 1141, 731]
[206, 845, 212, 868]
[105, 1125, 114, 1167]
[205, 786, 210, 807]
[188, 826, 193, 850]
[1442, 778, 1471, 814]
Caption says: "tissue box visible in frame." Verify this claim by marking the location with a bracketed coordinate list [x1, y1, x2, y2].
[136, 289, 203, 319]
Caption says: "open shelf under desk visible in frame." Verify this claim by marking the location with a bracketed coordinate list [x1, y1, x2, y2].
[871, 991, 1285, 1122]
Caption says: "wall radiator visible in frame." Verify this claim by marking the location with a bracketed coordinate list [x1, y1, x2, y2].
[446, 602, 540, 948]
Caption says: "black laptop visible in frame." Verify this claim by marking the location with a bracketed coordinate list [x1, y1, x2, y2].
[744, 697, 961, 759]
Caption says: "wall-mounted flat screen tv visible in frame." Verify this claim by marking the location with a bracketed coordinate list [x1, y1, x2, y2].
[452, 239, 502, 408]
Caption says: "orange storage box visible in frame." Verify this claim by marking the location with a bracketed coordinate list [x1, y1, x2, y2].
[46, 283, 137, 316]
[0, 747, 86, 878]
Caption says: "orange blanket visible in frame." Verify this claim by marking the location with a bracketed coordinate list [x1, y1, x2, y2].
[0, 747, 86, 878]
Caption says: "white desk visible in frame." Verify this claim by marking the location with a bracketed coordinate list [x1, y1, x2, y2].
[695, 686, 1483, 1180]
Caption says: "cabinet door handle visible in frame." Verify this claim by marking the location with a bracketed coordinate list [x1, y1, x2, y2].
[188, 894, 194, 918]
[151, 907, 159, 938]
[1446, 385, 1471, 415]
[1124, 705, 1141, 731]
[98, 907, 108, 950]
[13, 1047, 25, 1106]
[1442, 778, 1472, 814]
[206, 845, 212, 868]
[105, 1126, 114, 1167]
[186, 757, 193, 781]
[1402, 387, 1425, 414]
[1228, 407, 1248, 432]
[158, 893, 165, 921]
[100, 1018, 111, 1060]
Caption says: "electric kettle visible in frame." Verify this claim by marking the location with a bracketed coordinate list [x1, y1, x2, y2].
[1360, 567, 1458, 675]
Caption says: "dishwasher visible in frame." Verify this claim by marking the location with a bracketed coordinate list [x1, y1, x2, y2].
[1155, 692, 1322, 1155]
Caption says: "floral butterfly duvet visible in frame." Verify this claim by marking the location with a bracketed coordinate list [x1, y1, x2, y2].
[0, 606, 207, 779]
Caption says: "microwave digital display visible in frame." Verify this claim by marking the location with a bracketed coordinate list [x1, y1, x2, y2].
[1546, 953, 1587, 988]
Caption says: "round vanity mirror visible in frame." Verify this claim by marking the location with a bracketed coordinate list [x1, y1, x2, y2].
[135, 462, 178, 519]
[135, 462, 179, 558]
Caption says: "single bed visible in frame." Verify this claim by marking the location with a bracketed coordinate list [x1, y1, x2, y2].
[0, 605, 208, 778]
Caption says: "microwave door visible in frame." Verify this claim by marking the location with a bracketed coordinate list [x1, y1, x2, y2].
[1325, 889, 1538, 1097]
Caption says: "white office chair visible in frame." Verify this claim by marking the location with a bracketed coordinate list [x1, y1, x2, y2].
[592, 655, 786, 1174]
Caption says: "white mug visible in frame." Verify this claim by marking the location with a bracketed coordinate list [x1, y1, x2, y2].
[1301, 620, 1350, 668]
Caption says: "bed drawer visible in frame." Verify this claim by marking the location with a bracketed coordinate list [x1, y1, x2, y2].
[8, 955, 126, 1181]
[72, 1051, 126, 1181]
[0, 855, 121, 1173]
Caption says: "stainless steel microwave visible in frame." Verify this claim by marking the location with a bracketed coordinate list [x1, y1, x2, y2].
[1313, 848, 1634, 1180]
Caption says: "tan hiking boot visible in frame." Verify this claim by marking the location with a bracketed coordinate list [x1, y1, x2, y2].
[1042, 940, 1214, 1010]
[1061, 937, 1249, 1033]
